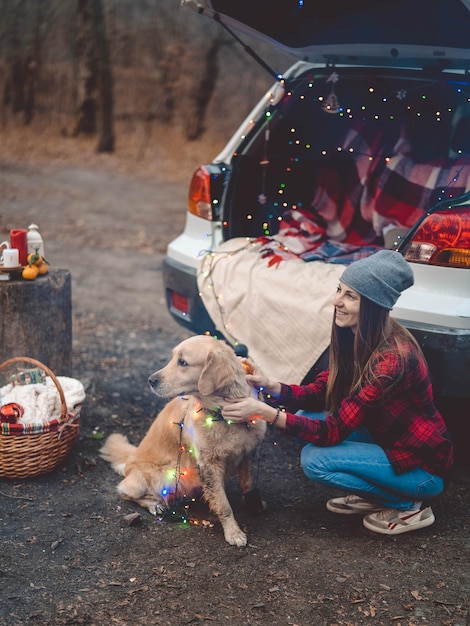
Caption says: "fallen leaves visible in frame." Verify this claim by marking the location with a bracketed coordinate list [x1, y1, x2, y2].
[50, 538, 63, 550]
[123, 512, 141, 526]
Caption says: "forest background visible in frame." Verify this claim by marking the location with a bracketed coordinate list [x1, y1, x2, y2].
[0, 0, 293, 176]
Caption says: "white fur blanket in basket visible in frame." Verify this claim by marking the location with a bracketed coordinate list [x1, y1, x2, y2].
[0, 377, 85, 425]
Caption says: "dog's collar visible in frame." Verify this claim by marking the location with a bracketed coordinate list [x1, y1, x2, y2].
[177, 397, 225, 422]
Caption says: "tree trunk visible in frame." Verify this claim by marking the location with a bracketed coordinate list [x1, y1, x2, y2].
[94, 0, 114, 152]
[2, 0, 25, 118]
[73, 0, 97, 135]
[1, 0, 46, 126]
[185, 38, 222, 141]
[0, 270, 72, 376]
[155, 43, 184, 124]
[73, 0, 114, 152]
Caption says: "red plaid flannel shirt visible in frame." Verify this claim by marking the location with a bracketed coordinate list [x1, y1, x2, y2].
[278, 341, 453, 476]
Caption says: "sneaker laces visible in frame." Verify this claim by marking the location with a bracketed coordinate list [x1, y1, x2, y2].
[370, 507, 399, 521]
[372, 504, 423, 521]
[344, 494, 368, 505]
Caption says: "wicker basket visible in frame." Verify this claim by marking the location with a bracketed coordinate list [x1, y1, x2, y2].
[0, 357, 81, 479]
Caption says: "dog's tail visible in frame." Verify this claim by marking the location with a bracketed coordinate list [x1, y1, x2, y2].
[100, 433, 136, 476]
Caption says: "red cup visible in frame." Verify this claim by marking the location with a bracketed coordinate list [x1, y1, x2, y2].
[9, 229, 28, 266]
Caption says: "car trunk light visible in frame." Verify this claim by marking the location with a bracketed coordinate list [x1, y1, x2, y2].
[170, 291, 189, 315]
[434, 248, 470, 267]
[188, 166, 213, 220]
[404, 208, 470, 268]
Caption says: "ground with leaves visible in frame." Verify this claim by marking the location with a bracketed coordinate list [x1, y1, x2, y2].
[0, 141, 469, 626]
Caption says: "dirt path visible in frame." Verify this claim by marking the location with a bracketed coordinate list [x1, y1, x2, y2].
[0, 158, 469, 626]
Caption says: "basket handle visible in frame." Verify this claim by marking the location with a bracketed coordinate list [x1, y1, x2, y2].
[0, 357, 67, 420]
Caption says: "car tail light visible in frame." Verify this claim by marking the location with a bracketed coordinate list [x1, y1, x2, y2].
[187, 164, 226, 221]
[403, 207, 470, 268]
[170, 290, 189, 316]
[188, 166, 212, 220]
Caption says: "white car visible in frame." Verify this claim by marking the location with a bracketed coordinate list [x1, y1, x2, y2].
[163, 0, 470, 407]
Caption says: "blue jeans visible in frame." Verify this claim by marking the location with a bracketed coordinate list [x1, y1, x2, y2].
[298, 412, 444, 510]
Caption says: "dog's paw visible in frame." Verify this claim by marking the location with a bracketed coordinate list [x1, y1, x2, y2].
[148, 503, 165, 516]
[224, 526, 248, 547]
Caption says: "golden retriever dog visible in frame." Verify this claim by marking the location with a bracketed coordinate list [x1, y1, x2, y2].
[100, 335, 266, 546]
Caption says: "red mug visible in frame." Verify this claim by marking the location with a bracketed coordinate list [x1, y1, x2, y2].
[9, 229, 28, 266]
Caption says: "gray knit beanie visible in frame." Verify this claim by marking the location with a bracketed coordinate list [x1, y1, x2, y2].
[340, 250, 414, 310]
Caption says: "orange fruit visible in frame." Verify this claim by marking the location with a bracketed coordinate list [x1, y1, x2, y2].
[27, 252, 42, 266]
[36, 262, 48, 275]
[22, 265, 39, 280]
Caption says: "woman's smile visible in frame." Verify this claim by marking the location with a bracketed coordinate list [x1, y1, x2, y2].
[333, 281, 361, 333]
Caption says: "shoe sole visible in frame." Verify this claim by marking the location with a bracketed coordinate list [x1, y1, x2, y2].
[326, 502, 385, 515]
[363, 511, 435, 535]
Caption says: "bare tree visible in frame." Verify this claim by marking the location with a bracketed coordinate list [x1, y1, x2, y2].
[0, 0, 56, 125]
[73, 0, 114, 152]
[184, 37, 228, 141]
[0, 0, 286, 149]
[2, 0, 30, 123]
[23, 2, 45, 125]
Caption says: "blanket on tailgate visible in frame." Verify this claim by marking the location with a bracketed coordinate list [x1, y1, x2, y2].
[197, 238, 344, 384]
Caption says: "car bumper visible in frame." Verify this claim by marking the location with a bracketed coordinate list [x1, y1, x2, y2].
[162, 255, 216, 335]
[400, 322, 470, 398]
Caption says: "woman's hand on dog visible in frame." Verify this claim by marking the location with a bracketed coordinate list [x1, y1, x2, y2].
[241, 358, 281, 398]
[221, 397, 278, 424]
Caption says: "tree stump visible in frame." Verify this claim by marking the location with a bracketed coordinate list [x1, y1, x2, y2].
[0, 270, 72, 375]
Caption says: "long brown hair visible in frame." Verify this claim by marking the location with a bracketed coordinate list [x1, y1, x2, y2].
[326, 295, 422, 412]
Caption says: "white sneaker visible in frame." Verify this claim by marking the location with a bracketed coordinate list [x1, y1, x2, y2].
[326, 494, 385, 515]
[363, 506, 435, 535]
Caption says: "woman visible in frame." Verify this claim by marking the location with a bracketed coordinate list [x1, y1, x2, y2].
[221, 250, 453, 535]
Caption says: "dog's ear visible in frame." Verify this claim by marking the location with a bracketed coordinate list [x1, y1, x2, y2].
[198, 349, 236, 396]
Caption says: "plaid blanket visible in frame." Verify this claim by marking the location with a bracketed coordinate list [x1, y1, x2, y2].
[257, 121, 470, 266]
[361, 153, 470, 235]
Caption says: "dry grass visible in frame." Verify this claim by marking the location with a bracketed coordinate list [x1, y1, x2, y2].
[0, 119, 227, 183]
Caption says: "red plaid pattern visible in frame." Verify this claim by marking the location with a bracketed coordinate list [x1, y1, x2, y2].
[277, 339, 453, 477]
[258, 120, 470, 267]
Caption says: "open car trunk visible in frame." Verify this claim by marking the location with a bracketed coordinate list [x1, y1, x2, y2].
[222, 66, 470, 246]
[185, 0, 470, 70]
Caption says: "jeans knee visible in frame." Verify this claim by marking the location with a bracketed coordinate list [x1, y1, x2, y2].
[300, 444, 328, 481]
[416, 474, 444, 500]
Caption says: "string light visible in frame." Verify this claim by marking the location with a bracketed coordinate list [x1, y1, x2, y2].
[226, 73, 470, 234]
[153, 395, 274, 528]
